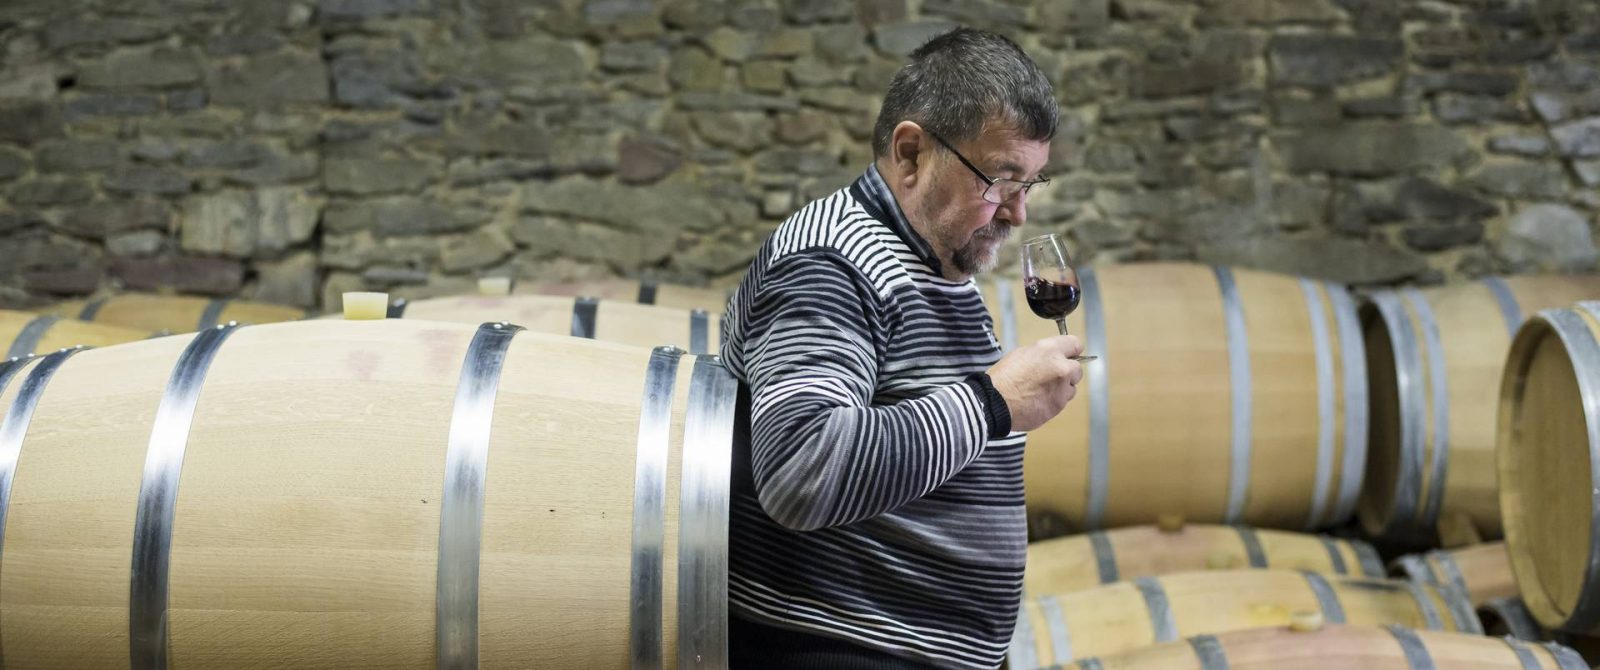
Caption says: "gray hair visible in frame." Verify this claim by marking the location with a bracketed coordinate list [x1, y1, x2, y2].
[871, 27, 1059, 158]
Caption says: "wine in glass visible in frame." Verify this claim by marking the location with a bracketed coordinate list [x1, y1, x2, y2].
[1021, 233, 1097, 362]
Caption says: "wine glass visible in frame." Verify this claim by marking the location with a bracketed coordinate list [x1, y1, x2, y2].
[1021, 233, 1097, 362]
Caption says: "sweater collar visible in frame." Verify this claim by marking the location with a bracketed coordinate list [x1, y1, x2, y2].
[850, 163, 944, 277]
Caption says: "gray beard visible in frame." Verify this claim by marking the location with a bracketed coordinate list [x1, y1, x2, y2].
[951, 224, 1009, 276]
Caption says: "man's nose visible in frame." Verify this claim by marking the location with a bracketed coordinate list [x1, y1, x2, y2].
[998, 194, 1027, 228]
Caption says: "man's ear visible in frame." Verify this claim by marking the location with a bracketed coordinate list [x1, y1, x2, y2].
[889, 120, 928, 188]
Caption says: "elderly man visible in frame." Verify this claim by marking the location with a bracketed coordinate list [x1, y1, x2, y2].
[718, 27, 1084, 670]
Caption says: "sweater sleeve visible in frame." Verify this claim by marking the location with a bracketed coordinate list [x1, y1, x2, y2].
[736, 250, 1006, 531]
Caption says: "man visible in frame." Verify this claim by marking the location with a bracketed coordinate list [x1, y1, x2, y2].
[718, 27, 1085, 670]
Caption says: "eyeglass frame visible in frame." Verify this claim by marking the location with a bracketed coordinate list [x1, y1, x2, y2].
[925, 130, 1050, 205]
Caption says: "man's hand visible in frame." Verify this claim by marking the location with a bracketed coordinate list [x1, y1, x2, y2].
[987, 335, 1084, 432]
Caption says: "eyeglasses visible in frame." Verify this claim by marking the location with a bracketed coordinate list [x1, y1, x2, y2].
[927, 131, 1049, 205]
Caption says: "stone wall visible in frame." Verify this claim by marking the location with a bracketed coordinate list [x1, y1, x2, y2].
[0, 0, 1596, 311]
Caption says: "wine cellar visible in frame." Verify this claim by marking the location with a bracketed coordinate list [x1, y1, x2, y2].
[2, 0, 1600, 668]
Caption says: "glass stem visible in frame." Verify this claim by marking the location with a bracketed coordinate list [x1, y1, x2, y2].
[1054, 318, 1069, 336]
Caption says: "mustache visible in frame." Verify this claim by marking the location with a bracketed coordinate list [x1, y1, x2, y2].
[973, 224, 1011, 242]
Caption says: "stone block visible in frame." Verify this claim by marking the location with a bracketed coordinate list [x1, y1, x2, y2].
[668, 47, 726, 92]
[0, 101, 63, 145]
[0, 148, 28, 181]
[209, 51, 331, 107]
[1197, 0, 1343, 24]
[250, 252, 320, 308]
[331, 53, 427, 109]
[921, 0, 1026, 28]
[1135, 57, 1245, 98]
[1552, 117, 1600, 159]
[103, 166, 193, 196]
[1275, 123, 1470, 176]
[43, 18, 172, 49]
[23, 264, 102, 295]
[871, 20, 956, 57]
[815, 24, 869, 63]
[1407, 71, 1520, 97]
[7, 178, 93, 207]
[1402, 221, 1484, 252]
[111, 255, 246, 294]
[1342, 96, 1414, 119]
[106, 230, 166, 256]
[522, 178, 727, 235]
[742, 61, 788, 94]
[617, 136, 682, 184]
[180, 188, 320, 257]
[1432, 94, 1525, 124]
[601, 42, 668, 73]
[1394, 177, 1497, 221]
[441, 226, 516, 272]
[318, 0, 432, 22]
[323, 197, 482, 237]
[1465, 161, 1569, 200]
[784, 0, 854, 23]
[78, 48, 203, 89]
[63, 93, 161, 119]
[1484, 135, 1548, 159]
[1496, 204, 1597, 272]
[57, 200, 170, 238]
[1268, 34, 1402, 88]
[323, 157, 439, 195]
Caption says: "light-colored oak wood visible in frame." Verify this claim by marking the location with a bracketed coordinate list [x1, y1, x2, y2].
[385, 295, 721, 354]
[993, 263, 1358, 532]
[1025, 525, 1378, 596]
[1498, 302, 1600, 635]
[42, 294, 307, 334]
[1057, 624, 1574, 670]
[0, 310, 151, 356]
[1014, 570, 1478, 665]
[0, 319, 712, 668]
[1362, 276, 1600, 541]
[1394, 543, 1517, 607]
[514, 280, 730, 314]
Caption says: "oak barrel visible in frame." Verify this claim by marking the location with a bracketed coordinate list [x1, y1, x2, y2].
[1394, 542, 1517, 607]
[385, 294, 721, 355]
[1360, 276, 1600, 542]
[1, 310, 150, 359]
[985, 262, 1368, 532]
[41, 294, 307, 334]
[514, 279, 730, 313]
[1053, 624, 1588, 670]
[1025, 524, 1383, 596]
[0, 319, 735, 668]
[1498, 300, 1600, 635]
[1008, 569, 1482, 667]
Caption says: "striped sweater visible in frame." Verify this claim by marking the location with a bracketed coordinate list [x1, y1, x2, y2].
[720, 165, 1025, 669]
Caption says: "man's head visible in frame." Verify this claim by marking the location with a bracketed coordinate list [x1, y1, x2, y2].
[872, 28, 1059, 280]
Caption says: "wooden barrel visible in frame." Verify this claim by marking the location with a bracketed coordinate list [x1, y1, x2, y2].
[513, 279, 730, 313]
[1498, 300, 1600, 635]
[383, 295, 720, 355]
[1025, 524, 1383, 596]
[1393, 542, 1516, 607]
[42, 294, 307, 334]
[1, 310, 151, 359]
[1359, 276, 1600, 543]
[0, 319, 735, 668]
[1479, 597, 1551, 641]
[985, 262, 1369, 532]
[1008, 569, 1482, 667]
[1051, 624, 1588, 670]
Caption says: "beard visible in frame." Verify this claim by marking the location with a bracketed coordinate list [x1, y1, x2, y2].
[949, 222, 1011, 276]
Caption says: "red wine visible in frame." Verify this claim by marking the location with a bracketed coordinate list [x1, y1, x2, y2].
[1025, 276, 1081, 320]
